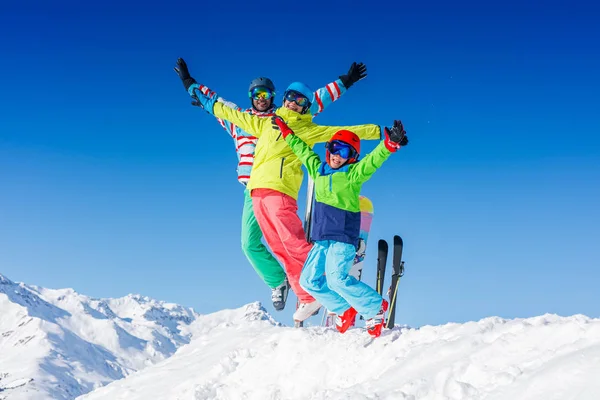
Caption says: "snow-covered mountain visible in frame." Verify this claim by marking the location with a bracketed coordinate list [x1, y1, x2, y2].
[0, 273, 199, 400]
[3, 274, 600, 400]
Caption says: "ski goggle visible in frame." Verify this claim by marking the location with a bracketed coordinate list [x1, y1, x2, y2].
[326, 140, 357, 160]
[249, 86, 274, 100]
[284, 90, 310, 107]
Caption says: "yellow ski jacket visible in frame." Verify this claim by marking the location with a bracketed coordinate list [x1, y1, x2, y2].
[212, 102, 382, 200]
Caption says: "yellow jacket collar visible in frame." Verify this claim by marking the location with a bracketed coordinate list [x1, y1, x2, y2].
[276, 107, 313, 122]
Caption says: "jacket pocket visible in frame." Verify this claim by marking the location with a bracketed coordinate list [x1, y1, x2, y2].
[279, 158, 285, 179]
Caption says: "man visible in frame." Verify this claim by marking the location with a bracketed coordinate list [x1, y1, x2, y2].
[179, 75, 388, 324]
[174, 58, 367, 313]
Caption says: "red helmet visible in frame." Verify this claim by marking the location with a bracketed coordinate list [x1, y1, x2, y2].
[326, 130, 360, 164]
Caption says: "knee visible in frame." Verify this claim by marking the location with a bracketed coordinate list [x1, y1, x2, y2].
[326, 270, 348, 292]
[241, 235, 261, 255]
[241, 237, 250, 254]
[241, 238, 251, 256]
[300, 268, 319, 292]
[299, 269, 312, 290]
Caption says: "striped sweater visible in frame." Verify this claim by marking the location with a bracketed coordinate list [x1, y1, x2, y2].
[189, 79, 348, 186]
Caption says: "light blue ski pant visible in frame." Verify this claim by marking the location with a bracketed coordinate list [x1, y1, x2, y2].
[299, 240, 383, 319]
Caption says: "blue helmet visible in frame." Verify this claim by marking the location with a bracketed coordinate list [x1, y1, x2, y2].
[283, 82, 314, 114]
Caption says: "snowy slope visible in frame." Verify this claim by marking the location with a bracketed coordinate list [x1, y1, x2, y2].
[0, 274, 199, 400]
[79, 302, 600, 400]
[3, 273, 599, 400]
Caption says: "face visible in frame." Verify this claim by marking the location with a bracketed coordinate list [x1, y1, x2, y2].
[283, 90, 310, 114]
[326, 140, 356, 169]
[252, 97, 272, 112]
[250, 86, 274, 112]
[283, 99, 303, 113]
[328, 153, 348, 169]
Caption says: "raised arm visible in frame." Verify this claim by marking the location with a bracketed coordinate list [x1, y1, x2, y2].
[174, 58, 266, 137]
[300, 122, 382, 147]
[212, 103, 266, 137]
[174, 58, 245, 138]
[349, 121, 410, 184]
[186, 89, 266, 137]
[310, 62, 368, 116]
[272, 117, 322, 180]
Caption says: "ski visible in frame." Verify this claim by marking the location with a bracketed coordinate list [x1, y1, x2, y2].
[376, 239, 388, 296]
[297, 178, 316, 328]
[303, 178, 315, 243]
[385, 235, 404, 329]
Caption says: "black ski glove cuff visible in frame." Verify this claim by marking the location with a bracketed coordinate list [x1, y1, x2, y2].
[174, 58, 197, 91]
[182, 77, 197, 91]
[339, 62, 367, 89]
[339, 74, 353, 89]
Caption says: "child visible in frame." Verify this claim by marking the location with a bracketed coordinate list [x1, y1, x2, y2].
[271, 116, 409, 337]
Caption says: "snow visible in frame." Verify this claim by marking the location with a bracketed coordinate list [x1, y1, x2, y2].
[2, 273, 600, 400]
[0, 378, 34, 391]
[0, 274, 199, 400]
[79, 304, 600, 400]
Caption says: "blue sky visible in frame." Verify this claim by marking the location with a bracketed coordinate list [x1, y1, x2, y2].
[1, 1, 599, 327]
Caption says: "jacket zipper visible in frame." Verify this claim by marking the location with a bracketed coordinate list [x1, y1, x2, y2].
[280, 158, 285, 178]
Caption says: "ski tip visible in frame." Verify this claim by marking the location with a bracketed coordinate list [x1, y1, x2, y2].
[393, 235, 403, 245]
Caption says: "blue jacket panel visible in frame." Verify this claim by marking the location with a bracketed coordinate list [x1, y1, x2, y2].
[311, 201, 361, 247]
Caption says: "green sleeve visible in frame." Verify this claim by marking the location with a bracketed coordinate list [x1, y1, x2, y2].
[213, 102, 266, 137]
[285, 134, 322, 180]
[302, 123, 381, 146]
[348, 141, 393, 184]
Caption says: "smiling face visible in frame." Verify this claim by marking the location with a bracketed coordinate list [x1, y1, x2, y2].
[283, 90, 310, 114]
[250, 86, 275, 112]
[252, 97, 272, 112]
[326, 139, 357, 169]
[328, 153, 348, 169]
[283, 99, 303, 113]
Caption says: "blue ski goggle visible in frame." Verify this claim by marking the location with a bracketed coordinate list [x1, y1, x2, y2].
[284, 90, 310, 107]
[249, 86, 275, 100]
[326, 140, 358, 160]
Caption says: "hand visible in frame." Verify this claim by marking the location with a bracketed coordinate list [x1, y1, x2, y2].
[271, 116, 294, 139]
[388, 120, 408, 145]
[174, 58, 197, 90]
[384, 120, 409, 152]
[339, 62, 367, 89]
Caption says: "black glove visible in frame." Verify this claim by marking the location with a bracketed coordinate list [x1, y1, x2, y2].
[384, 120, 408, 152]
[339, 62, 367, 89]
[388, 120, 409, 146]
[389, 120, 408, 146]
[174, 58, 197, 91]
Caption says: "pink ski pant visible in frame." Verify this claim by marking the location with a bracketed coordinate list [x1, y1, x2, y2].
[251, 189, 315, 303]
